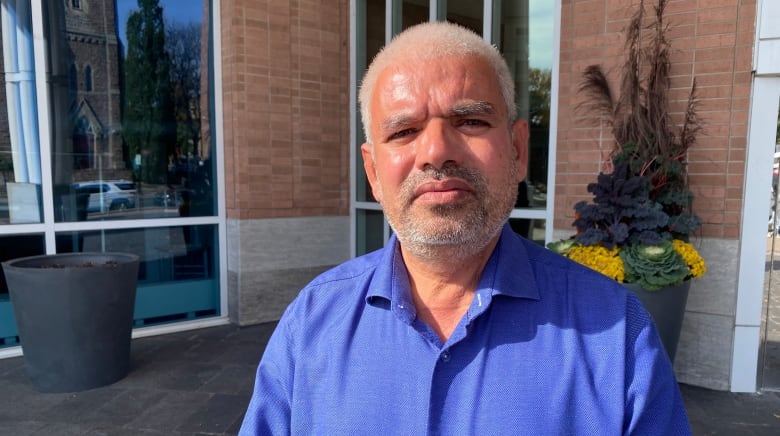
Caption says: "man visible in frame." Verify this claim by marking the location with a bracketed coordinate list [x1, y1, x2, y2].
[240, 21, 690, 435]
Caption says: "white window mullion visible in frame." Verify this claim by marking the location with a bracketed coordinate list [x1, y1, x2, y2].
[484, 0, 495, 42]
[30, 0, 56, 251]
[430, 0, 445, 22]
[387, 0, 401, 41]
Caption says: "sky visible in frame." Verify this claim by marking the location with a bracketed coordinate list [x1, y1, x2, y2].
[529, 0, 555, 70]
[116, 0, 203, 47]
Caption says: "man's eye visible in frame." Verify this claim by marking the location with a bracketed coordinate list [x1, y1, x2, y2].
[459, 119, 490, 128]
[388, 129, 415, 141]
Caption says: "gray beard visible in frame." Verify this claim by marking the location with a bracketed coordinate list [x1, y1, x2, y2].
[386, 164, 517, 261]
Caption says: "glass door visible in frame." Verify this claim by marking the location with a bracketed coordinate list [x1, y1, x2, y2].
[762, 92, 780, 391]
[741, 76, 780, 392]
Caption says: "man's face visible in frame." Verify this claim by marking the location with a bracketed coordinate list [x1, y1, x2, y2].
[361, 55, 528, 258]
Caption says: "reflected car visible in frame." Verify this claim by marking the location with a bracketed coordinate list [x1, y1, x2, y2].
[73, 181, 137, 213]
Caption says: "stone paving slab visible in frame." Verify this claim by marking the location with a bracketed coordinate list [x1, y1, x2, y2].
[0, 322, 778, 435]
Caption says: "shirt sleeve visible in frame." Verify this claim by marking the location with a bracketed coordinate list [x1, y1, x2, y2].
[623, 294, 692, 435]
[239, 319, 294, 436]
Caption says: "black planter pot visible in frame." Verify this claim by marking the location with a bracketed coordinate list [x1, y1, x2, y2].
[2, 252, 140, 393]
[624, 280, 691, 364]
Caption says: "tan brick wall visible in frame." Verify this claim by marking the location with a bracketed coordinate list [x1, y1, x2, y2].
[556, 0, 755, 239]
[220, 0, 350, 219]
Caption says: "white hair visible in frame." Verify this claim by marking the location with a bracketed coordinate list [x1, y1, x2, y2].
[358, 21, 517, 144]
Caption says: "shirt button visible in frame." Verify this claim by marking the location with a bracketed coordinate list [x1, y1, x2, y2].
[441, 350, 451, 362]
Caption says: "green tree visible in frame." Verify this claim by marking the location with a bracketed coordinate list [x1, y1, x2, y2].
[122, 0, 176, 184]
[166, 21, 201, 161]
[528, 68, 551, 128]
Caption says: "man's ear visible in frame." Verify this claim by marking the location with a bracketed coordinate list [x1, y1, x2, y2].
[361, 143, 382, 202]
[511, 119, 529, 182]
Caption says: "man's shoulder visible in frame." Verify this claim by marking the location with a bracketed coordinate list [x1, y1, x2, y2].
[507, 233, 639, 314]
[275, 248, 385, 340]
[518, 236, 625, 292]
[282, 248, 384, 316]
[306, 248, 384, 289]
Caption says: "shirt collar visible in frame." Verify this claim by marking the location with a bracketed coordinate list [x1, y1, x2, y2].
[365, 223, 540, 321]
[482, 223, 540, 300]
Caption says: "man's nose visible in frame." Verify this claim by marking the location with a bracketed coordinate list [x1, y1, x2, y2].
[416, 119, 463, 170]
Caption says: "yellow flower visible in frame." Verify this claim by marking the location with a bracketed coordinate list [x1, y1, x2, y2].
[566, 244, 625, 283]
[672, 239, 707, 278]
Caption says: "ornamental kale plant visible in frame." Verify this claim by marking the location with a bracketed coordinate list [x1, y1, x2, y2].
[621, 240, 689, 291]
[551, 162, 706, 290]
[573, 162, 668, 248]
[559, 158, 705, 291]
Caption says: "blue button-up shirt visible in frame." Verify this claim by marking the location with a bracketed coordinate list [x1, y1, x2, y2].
[240, 224, 691, 435]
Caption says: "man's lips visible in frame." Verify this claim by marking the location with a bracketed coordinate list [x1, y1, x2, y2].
[412, 179, 474, 202]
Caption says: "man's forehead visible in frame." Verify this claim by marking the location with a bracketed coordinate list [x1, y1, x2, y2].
[373, 59, 500, 102]
[378, 55, 482, 82]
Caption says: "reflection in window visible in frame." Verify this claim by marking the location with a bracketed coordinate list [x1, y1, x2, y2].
[0, 234, 45, 348]
[498, 1, 551, 244]
[357, 209, 386, 255]
[56, 224, 219, 327]
[447, 0, 482, 34]
[69, 63, 78, 91]
[0, 1, 43, 224]
[84, 64, 92, 91]
[0, 0, 221, 344]
[356, 0, 384, 205]
[48, 0, 213, 222]
[401, 0, 428, 31]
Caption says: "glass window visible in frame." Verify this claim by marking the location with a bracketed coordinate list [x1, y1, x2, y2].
[497, 0, 552, 244]
[402, 0, 429, 30]
[70, 64, 78, 91]
[84, 64, 92, 91]
[0, 1, 43, 225]
[354, 0, 387, 255]
[356, 0, 384, 205]
[56, 224, 219, 327]
[48, 0, 214, 222]
[0, 234, 45, 347]
[0, 0, 222, 349]
[447, 0, 483, 34]
[356, 209, 385, 254]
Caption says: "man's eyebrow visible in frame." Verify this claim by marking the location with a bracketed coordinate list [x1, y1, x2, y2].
[378, 102, 496, 133]
[449, 101, 496, 117]
[379, 113, 417, 133]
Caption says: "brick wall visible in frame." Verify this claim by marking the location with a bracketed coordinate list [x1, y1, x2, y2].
[220, 0, 350, 219]
[556, 0, 756, 240]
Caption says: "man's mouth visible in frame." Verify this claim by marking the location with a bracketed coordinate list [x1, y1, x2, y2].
[412, 179, 474, 203]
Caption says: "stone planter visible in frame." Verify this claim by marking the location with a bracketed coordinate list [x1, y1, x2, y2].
[2, 252, 139, 393]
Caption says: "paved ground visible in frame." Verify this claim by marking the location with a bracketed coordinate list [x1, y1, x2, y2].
[0, 322, 779, 435]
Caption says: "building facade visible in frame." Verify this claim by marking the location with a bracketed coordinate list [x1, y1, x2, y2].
[0, 0, 778, 394]
[220, 0, 779, 393]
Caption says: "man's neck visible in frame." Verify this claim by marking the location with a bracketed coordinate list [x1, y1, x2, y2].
[401, 238, 498, 342]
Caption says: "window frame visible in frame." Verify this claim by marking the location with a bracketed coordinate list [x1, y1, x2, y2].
[0, 1, 229, 358]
